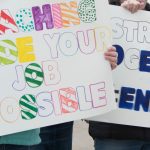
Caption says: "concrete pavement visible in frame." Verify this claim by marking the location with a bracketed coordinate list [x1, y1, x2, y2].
[73, 121, 94, 150]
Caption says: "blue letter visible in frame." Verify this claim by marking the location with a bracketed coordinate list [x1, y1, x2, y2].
[140, 50, 150, 72]
[134, 89, 150, 112]
[113, 44, 124, 65]
[119, 87, 135, 110]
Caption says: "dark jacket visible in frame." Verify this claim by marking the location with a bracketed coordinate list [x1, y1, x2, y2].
[89, 121, 150, 140]
[89, 0, 150, 140]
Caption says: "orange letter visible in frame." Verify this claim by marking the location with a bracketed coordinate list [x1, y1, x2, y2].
[60, 1, 80, 27]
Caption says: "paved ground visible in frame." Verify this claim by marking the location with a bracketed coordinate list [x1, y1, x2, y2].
[72, 121, 94, 150]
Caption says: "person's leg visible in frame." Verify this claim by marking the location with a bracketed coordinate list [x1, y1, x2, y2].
[40, 122, 73, 150]
[0, 144, 44, 150]
[94, 139, 143, 150]
[141, 143, 150, 150]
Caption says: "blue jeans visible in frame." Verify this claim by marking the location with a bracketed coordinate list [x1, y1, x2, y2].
[95, 139, 150, 150]
[0, 144, 40, 150]
[39, 122, 73, 150]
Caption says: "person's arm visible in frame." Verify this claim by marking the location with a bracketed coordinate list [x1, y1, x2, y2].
[104, 46, 118, 70]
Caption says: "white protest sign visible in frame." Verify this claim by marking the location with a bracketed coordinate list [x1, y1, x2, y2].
[0, 0, 115, 135]
[91, 5, 150, 127]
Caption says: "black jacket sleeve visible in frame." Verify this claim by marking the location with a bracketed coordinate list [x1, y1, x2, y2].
[108, 0, 121, 6]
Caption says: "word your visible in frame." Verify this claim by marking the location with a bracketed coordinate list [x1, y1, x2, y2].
[0, 0, 96, 35]
[0, 82, 106, 122]
[0, 27, 111, 65]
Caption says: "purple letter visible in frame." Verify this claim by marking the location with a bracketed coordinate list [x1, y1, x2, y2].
[32, 4, 54, 31]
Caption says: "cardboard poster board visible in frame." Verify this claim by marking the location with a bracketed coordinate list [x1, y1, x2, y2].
[92, 5, 150, 127]
[0, 0, 115, 135]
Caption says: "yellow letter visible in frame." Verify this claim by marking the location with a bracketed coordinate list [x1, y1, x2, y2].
[16, 36, 35, 63]
[95, 26, 112, 52]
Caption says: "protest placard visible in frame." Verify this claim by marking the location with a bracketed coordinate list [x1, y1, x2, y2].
[0, 0, 115, 135]
[92, 5, 150, 127]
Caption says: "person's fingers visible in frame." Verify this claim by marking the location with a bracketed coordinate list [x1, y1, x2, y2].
[138, 0, 147, 9]
[104, 51, 118, 58]
[131, 3, 140, 13]
[110, 62, 117, 70]
[107, 46, 116, 51]
[104, 55, 118, 64]
[105, 55, 118, 70]
[121, 0, 141, 13]
[128, 2, 139, 13]
[105, 46, 118, 70]
[139, 2, 146, 9]
[128, 2, 134, 12]
[121, 1, 132, 12]
[105, 46, 117, 57]
[121, 1, 129, 9]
